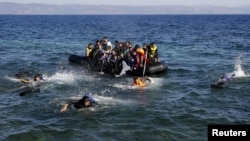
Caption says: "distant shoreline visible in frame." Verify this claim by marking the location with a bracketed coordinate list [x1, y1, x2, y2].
[0, 2, 250, 15]
[0, 14, 250, 16]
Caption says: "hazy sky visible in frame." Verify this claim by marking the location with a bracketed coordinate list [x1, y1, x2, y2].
[1, 0, 250, 7]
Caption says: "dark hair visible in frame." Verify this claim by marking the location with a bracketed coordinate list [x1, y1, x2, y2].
[82, 96, 90, 103]
[80, 95, 94, 107]
[34, 74, 40, 81]
[133, 77, 139, 81]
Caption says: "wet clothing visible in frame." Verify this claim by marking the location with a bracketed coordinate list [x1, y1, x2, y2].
[133, 78, 146, 87]
[220, 74, 234, 82]
[149, 45, 158, 63]
[136, 48, 145, 57]
[149, 45, 157, 58]
[72, 95, 96, 109]
[85, 47, 93, 57]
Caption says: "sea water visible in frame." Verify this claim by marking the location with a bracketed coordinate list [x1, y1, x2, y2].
[0, 15, 249, 141]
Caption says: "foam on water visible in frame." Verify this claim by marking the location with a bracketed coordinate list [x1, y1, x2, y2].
[5, 76, 22, 82]
[45, 72, 74, 84]
[112, 77, 163, 90]
[54, 93, 137, 113]
[92, 94, 136, 106]
[44, 71, 81, 85]
[230, 54, 249, 78]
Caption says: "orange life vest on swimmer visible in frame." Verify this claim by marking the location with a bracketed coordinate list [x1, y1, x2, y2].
[136, 48, 145, 56]
[133, 78, 145, 87]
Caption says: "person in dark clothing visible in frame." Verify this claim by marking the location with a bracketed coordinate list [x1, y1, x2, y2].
[60, 95, 96, 112]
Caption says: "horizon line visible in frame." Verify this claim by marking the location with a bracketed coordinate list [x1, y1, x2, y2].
[0, 2, 248, 8]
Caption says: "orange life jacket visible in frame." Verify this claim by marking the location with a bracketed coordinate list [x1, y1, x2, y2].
[133, 78, 145, 87]
[136, 48, 145, 56]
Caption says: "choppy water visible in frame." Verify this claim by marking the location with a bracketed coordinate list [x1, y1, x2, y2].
[0, 15, 250, 141]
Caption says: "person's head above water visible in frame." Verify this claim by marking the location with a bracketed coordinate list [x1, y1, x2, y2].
[133, 77, 146, 87]
[60, 95, 96, 112]
[34, 74, 44, 81]
[79, 96, 93, 107]
[133, 77, 140, 84]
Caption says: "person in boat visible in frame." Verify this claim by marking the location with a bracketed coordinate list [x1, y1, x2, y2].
[148, 42, 158, 63]
[85, 43, 94, 58]
[60, 95, 96, 112]
[102, 36, 112, 51]
[113, 40, 121, 55]
[88, 40, 101, 61]
[133, 77, 152, 87]
[135, 44, 145, 68]
[20, 73, 44, 83]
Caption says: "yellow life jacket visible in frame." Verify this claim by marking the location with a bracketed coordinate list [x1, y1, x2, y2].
[21, 79, 31, 83]
[85, 47, 93, 57]
[149, 45, 157, 57]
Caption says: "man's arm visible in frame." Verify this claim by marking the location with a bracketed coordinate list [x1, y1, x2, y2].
[60, 100, 78, 112]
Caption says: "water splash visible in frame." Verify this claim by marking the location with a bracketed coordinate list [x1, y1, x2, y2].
[54, 94, 137, 113]
[5, 76, 22, 82]
[44, 71, 80, 85]
[112, 77, 162, 90]
[232, 54, 247, 78]
[93, 94, 136, 106]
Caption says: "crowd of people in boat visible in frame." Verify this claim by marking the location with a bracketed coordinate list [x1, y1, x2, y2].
[84, 36, 159, 74]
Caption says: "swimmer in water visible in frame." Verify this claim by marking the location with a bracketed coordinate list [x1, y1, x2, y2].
[20, 73, 44, 83]
[60, 95, 96, 112]
[132, 77, 152, 87]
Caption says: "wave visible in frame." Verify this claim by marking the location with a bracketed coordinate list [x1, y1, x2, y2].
[44, 71, 80, 85]
[52, 93, 137, 113]
[230, 54, 249, 78]
[5, 76, 22, 82]
[112, 77, 163, 90]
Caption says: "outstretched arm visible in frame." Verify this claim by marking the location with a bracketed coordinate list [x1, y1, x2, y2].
[60, 100, 77, 112]
[60, 103, 70, 112]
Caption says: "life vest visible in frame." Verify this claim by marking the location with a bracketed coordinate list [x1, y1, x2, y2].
[21, 79, 31, 83]
[136, 48, 145, 56]
[133, 78, 145, 87]
[86, 47, 93, 57]
[149, 45, 157, 57]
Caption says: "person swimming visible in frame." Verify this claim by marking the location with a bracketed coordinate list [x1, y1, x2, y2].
[211, 73, 236, 88]
[60, 95, 96, 112]
[20, 73, 44, 83]
[132, 77, 152, 87]
[18, 74, 45, 96]
[218, 73, 235, 83]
